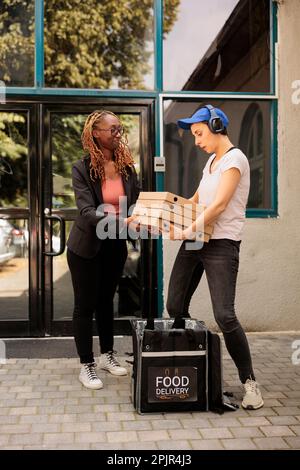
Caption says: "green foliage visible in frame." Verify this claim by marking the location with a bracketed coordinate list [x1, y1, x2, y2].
[52, 114, 86, 175]
[0, 0, 34, 85]
[0, 110, 141, 209]
[163, 0, 180, 36]
[0, 112, 28, 207]
[51, 114, 85, 208]
[0, 0, 180, 89]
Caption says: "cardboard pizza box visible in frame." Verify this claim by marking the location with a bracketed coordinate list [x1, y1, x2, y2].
[134, 200, 204, 220]
[132, 206, 214, 235]
[136, 216, 211, 243]
[133, 192, 214, 240]
[138, 192, 205, 215]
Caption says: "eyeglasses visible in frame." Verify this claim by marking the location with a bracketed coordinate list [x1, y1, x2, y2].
[96, 126, 124, 136]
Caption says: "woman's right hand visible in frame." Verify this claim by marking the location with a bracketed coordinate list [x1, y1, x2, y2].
[124, 216, 160, 236]
[124, 215, 137, 226]
[124, 215, 141, 231]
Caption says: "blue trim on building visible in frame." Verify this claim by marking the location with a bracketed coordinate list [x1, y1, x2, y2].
[35, 0, 44, 88]
[246, 209, 278, 218]
[154, 0, 163, 92]
[5, 88, 158, 98]
[160, 91, 277, 97]
[5, 89, 278, 98]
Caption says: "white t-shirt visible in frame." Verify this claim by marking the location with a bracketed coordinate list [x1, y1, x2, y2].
[198, 148, 250, 241]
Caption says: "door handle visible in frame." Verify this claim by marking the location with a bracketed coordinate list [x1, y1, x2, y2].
[44, 213, 66, 257]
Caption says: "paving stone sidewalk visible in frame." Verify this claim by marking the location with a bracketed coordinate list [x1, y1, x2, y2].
[1, 333, 300, 450]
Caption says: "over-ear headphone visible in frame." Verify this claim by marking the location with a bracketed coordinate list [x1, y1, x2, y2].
[205, 104, 225, 134]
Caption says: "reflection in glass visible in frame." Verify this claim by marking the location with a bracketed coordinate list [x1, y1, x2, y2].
[0, 0, 34, 86]
[120, 114, 140, 176]
[53, 221, 73, 320]
[44, 0, 155, 90]
[51, 114, 86, 209]
[239, 103, 265, 208]
[163, 0, 270, 92]
[164, 99, 271, 209]
[0, 218, 29, 320]
[53, 233, 142, 320]
[116, 239, 141, 318]
[0, 112, 28, 208]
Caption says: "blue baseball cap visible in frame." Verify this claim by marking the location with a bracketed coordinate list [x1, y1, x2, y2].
[177, 106, 229, 130]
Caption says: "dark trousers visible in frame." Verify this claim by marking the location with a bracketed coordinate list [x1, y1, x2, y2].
[67, 239, 127, 363]
[166, 239, 255, 384]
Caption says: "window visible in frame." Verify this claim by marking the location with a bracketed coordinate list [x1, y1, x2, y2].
[163, 99, 272, 210]
[0, 0, 34, 87]
[239, 103, 268, 208]
[162, 0, 276, 215]
[0, 217, 29, 320]
[163, 0, 271, 92]
[44, 0, 155, 90]
[0, 112, 28, 208]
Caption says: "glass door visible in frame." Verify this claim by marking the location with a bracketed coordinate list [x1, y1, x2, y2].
[0, 104, 39, 337]
[42, 102, 157, 336]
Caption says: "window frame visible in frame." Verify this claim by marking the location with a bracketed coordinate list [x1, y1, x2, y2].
[160, 94, 278, 218]
[2, 0, 278, 318]
[159, 0, 278, 218]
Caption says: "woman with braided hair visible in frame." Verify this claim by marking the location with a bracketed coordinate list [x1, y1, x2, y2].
[67, 110, 140, 389]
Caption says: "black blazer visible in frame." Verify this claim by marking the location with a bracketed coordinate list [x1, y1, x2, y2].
[67, 156, 140, 258]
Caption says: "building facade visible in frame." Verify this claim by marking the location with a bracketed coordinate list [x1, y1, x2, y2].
[0, 0, 299, 337]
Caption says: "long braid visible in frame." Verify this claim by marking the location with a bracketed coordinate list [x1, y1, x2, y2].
[81, 110, 135, 181]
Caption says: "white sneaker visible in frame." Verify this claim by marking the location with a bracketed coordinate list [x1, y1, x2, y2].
[101, 351, 127, 376]
[242, 379, 264, 410]
[79, 362, 103, 390]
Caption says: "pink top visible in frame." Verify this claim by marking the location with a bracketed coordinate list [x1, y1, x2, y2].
[101, 175, 125, 215]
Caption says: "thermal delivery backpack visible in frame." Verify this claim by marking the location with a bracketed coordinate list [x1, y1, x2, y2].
[130, 318, 238, 414]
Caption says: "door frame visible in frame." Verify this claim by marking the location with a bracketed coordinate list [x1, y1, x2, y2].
[0, 102, 40, 337]
[0, 96, 157, 337]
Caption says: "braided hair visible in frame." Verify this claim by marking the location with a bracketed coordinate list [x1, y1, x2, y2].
[81, 110, 135, 181]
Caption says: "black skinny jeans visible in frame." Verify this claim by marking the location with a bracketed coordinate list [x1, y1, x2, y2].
[166, 239, 255, 384]
[67, 239, 127, 364]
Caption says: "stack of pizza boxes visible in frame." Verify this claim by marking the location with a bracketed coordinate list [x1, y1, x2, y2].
[132, 192, 213, 242]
